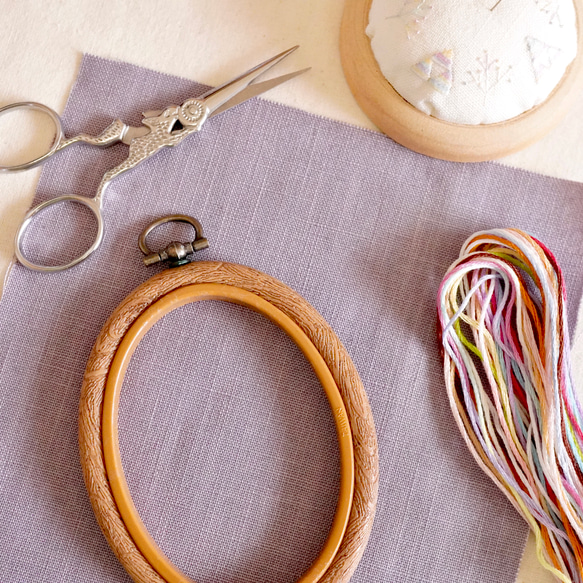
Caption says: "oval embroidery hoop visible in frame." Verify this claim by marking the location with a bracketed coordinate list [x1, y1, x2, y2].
[79, 260, 379, 583]
[340, 0, 583, 162]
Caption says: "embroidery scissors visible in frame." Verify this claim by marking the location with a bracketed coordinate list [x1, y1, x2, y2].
[0, 46, 307, 272]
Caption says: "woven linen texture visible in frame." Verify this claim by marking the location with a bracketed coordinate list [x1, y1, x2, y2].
[2, 55, 583, 583]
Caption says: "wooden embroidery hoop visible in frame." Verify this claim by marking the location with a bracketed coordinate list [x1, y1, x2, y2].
[340, 0, 583, 162]
[79, 242, 379, 583]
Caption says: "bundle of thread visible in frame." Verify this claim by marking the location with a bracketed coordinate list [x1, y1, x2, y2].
[437, 228, 583, 582]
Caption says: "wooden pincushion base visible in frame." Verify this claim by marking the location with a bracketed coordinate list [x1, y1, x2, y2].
[340, 0, 583, 162]
[79, 261, 379, 583]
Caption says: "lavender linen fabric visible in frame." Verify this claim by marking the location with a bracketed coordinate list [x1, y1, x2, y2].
[2, 55, 583, 583]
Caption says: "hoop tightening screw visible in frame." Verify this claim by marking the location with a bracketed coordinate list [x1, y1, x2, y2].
[139, 215, 209, 268]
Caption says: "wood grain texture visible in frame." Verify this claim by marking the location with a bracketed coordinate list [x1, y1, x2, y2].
[79, 261, 379, 583]
[340, 0, 583, 162]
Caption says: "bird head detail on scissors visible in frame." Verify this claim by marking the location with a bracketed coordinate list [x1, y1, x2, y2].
[137, 98, 210, 142]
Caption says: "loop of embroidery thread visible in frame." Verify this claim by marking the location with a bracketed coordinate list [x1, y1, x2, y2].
[437, 229, 583, 583]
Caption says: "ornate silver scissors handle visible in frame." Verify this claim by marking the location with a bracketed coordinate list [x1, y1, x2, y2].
[1, 46, 308, 272]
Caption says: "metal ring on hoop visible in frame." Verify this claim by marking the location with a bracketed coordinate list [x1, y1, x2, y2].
[138, 214, 205, 255]
[0, 102, 64, 172]
[79, 261, 379, 583]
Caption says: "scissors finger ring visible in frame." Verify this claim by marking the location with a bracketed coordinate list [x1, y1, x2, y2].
[0, 102, 64, 172]
[3, 47, 309, 272]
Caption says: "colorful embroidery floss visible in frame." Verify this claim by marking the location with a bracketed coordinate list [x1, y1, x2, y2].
[437, 229, 583, 583]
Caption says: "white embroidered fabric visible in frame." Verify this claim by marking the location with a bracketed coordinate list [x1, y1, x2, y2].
[367, 0, 578, 125]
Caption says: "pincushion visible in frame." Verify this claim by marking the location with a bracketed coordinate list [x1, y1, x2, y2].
[340, 0, 583, 160]
[367, 0, 577, 125]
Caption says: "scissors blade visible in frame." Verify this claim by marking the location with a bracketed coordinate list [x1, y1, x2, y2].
[208, 68, 310, 118]
[200, 46, 301, 115]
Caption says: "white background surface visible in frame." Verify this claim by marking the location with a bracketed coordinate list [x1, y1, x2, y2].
[1, 1, 582, 581]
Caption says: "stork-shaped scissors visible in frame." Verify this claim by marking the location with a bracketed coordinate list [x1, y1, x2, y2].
[0, 46, 308, 272]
